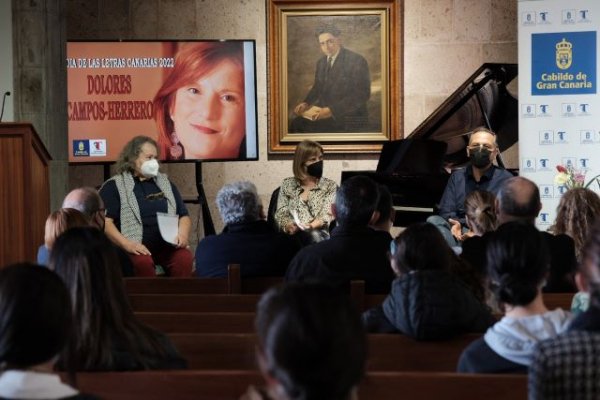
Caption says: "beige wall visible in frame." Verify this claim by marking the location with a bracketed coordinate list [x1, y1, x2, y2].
[66, 0, 517, 243]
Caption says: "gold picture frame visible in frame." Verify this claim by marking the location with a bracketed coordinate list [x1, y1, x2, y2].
[268, 0, 403, 153]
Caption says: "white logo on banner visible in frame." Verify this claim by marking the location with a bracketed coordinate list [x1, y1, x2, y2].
[562, 157, 577, 169]
[522, 158, 537, 172]
[579, 9, 591, 23]
[578, 103, 591, 115]
[539, 11, 551, 24]
[539, 158, 552, 170]
[523, 11, 537, 26]
[562, 103, 576, 116]
[522, 103, 536, 117]
[562, 9, 576, 24]
[538, 212, 552, 225]
[556, 130, 569, 143]
[539, 130, 554, 144]
[580, 129, 595, 143]
[540, 184, 554, 198]
[539, 104, 552, 116]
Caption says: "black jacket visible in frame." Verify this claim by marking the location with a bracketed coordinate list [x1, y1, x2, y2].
[457, 337, 527, 374]
[461, 230, 577, 293]
[362, 270, 495, 339]
[195, 220, 300, 278]
[286, 225, 394, 294]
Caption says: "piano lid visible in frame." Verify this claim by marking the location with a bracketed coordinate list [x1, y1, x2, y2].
[408, 63, 518, 169]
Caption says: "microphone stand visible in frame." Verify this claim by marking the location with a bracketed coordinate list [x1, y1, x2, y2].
[0, 91, 11, 122]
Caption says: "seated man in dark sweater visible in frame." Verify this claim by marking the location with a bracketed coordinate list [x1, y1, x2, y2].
[195, 181, 301, 278]
[461, 176, 578, 292]
[286, 175, 394, 294]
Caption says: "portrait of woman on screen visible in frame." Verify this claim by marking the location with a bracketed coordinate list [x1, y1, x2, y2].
[153, 41, 247, 161]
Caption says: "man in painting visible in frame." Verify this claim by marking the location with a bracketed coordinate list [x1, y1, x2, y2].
[290, 25, 371, 133]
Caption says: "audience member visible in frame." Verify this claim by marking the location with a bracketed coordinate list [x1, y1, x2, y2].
[462, 176, 578, 292]
[274, 140, 337, 244]
[37, 208, 89, 266]
[460, 190, 498, 276]
[457, 222, 572, 374]
[428, 127, 512, 246]
[369, 184, 395, 235]
[241, 283, 366, 400]
[99, 135, 193, 277]
[549, 187, 600, 263]
[464, 190, 498, 236]
[0, 263, 96, 399]
[50, 227, 187, 371]
[286, 175, 394, 294]
[195, 181, 300, 277]
[62, 186, 106, 230]
[362, 222, 494, 338]
[529, 219, 600, 399]
[61, 186, 135, 276]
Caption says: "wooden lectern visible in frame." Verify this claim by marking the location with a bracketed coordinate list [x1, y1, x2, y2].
[0, 123, 52, 266]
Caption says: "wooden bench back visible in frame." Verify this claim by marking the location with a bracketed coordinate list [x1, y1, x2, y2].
[136, 312, 255, 333]
[72, 370, 526, 400]
[125, 264, 283, 295]
[167, 333, 479, 371]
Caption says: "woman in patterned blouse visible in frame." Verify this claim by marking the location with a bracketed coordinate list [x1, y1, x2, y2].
[274, 140, 338, 243]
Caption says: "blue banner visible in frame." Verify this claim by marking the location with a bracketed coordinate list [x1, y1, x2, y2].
[532, 31, 596, 95]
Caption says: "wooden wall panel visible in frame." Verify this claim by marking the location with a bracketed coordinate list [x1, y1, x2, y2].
[0, 124, 51, 266]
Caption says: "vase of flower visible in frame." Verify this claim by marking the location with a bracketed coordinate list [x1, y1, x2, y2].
[555, 164, 600, 190]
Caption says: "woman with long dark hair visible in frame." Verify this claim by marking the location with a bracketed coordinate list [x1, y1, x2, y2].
[50, 227, 186, 371]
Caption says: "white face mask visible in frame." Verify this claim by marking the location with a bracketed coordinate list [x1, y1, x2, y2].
[140, 159, 159, 178]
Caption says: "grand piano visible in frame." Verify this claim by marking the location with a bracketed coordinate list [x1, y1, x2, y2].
[341, 63, 518, 226]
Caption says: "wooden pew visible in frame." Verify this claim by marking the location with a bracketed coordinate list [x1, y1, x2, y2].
[129, 294, 261, 313]
[135, 312, 255, 333]
[129, 282, 380, 313]
[543, 292, 574, 311]
[129, 292, 575, 315]
[360, 293, 574, 313]
[168, 333, 480, 371]
[72, 370, 526, 400]
[124, 264, 283, 295]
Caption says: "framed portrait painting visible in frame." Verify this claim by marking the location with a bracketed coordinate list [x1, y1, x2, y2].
[268, 0, 403, 153]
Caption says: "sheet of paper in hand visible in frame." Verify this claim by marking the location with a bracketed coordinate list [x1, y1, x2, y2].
[157, 212, 179, 245]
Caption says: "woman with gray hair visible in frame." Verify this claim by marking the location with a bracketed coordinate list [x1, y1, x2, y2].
[195, 181, 300, 277]
[99, 135, 193, 277]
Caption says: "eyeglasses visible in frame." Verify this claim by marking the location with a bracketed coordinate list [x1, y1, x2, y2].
[467, 144, 495, 152]
[319, 39, 337, 46]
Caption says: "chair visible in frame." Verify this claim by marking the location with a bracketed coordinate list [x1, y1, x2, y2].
[266, 186, 280, 231]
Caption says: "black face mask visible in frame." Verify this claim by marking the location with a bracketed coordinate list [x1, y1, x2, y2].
[306, 160, 323, 178]
[469, 147, 492, 169]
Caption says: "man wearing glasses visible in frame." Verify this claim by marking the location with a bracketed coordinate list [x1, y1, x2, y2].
[428, 127, 513, 247]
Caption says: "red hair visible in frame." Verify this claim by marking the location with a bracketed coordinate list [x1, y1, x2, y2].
[153, 42, 244, 159]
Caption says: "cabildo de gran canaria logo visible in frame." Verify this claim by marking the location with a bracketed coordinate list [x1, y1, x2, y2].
[532, 31, 596, 95]
[556, 38, 572, 69]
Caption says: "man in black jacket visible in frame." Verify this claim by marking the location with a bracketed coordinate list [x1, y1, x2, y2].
[286, 175, 394, 294]
[195, 181, 300, 278]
